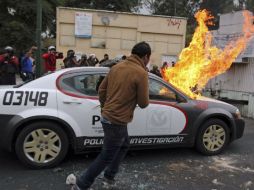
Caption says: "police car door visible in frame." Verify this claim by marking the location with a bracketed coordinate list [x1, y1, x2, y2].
[57, 72, 105, 138]
[147, 78, 186, 136]
[57, 71, 148, 139]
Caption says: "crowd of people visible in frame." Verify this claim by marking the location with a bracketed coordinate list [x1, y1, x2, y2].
[0, 45, 174, 85]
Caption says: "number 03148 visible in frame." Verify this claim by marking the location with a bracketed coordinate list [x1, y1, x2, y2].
[2, 91, 49, 106]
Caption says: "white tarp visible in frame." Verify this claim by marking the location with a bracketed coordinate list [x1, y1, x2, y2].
[161, 55, 177, 66]
[211, 11, 254, 62]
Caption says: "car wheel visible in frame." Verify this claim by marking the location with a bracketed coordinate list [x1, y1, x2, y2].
[15, 121, 69, 169]
[196, 119, 230, 155]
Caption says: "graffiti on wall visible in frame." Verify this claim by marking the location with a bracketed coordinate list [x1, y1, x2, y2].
[167, 18, 182, 29]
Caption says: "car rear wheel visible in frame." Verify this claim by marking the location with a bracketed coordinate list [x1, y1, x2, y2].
[15, 121, 69, 169]
[196, 119, 230, 155]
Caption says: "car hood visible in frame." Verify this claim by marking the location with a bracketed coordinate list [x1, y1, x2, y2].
[197, 96, 232, 104]
[195, 96, 239, 111]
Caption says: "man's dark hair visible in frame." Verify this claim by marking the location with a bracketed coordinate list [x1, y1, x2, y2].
[122, 55, 127, 60]
[67, 49, 75, 57]
[131, 41, 151, 58]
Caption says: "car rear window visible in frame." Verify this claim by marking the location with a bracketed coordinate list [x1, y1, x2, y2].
[59, 73, 105, 97]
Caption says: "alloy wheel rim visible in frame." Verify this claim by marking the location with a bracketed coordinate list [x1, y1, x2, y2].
[203, 124, 226, 152]
[23, 129, 61, 164]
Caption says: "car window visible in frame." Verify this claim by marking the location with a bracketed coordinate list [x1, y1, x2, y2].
[149, 79, 177, 101]
[61, 74, 105, 96]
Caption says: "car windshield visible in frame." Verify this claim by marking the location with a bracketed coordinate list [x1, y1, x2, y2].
[167, 81, 193, 99]
[151, 74, 192, 100]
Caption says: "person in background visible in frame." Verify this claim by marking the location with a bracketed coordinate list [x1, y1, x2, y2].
[0, 46, 19, 85]
[78, 54, 89, 67]
[161, 61, 168, 70]
[42, 45, 63, 73]
[20, 46, 37, 81]
[171, 61, 176, 67]
[63, 49, 78, 68]
[99, 54, 109, 65]
[150, 65, 162, 77]
[87, 54, 99, 66]
[66, 41, 151, 190]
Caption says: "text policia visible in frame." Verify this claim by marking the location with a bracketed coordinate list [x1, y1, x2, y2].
[84, 136, 184, 146]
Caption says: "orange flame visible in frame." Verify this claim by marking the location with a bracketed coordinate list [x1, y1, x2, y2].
[161, 10, 254, 99]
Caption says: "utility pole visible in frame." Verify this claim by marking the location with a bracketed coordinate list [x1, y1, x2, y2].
[174, 0, 176, 16]
[35, 0, 42, 78]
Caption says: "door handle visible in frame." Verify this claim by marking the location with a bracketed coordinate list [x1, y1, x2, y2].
[63, 100, 82, 105]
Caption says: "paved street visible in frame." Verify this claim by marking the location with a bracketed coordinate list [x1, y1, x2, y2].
[0, 118, 253, 190]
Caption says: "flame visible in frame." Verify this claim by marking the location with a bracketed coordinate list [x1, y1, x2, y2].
[160, 87, 168, 95]
[161, 10, 254, 99]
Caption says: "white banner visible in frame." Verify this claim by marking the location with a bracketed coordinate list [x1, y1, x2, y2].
[161, 55, 177, 66]
[75, 12, 92, 38]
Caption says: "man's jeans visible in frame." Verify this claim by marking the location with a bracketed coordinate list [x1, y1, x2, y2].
[77, 122, 130, 190]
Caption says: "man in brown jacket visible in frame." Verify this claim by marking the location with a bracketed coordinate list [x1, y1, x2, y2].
[67, 42, 151, 190]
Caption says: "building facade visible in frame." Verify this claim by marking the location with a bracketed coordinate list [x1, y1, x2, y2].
[56, 7, 187, 68]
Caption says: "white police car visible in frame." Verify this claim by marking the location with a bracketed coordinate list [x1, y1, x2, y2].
[0, 67, 245, 168]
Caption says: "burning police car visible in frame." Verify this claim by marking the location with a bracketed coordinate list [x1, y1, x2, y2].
[0, 67, 244, 168]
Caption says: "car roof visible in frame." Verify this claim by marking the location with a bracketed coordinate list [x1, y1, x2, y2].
[60, 67, 161, 77]
[18, 66, 191, 100]
[57, 67, 110, 75]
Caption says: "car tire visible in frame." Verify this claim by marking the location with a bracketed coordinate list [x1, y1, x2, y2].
[196, 119, 230, 155]
[15, 121, 69, 169]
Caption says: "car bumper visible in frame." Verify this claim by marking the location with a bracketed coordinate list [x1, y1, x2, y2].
[0, 114, 23, 152]
[234, 118, 245, 139]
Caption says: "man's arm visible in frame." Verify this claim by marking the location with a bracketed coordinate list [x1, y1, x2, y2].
[12, 56, 19, 66]
[94, 57, 99, 64]
[98, 75, 108, 108]
[72, 57, 78, 66]
[136, 72, 149, 108]
[56, 52, 63, 59]
[42, 53, 49, 59]
[23, 46, 37, 59]
[99, 59, 104, 64]
[0, 54, 7, 63]
[9, 56, 20, 73]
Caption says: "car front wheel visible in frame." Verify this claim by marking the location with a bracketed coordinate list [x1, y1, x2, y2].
[196, 119, 230, 155]
[15, 121, 69, 169]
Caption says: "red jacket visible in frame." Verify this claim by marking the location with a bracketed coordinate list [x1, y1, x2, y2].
[42, 52, 63, 72]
